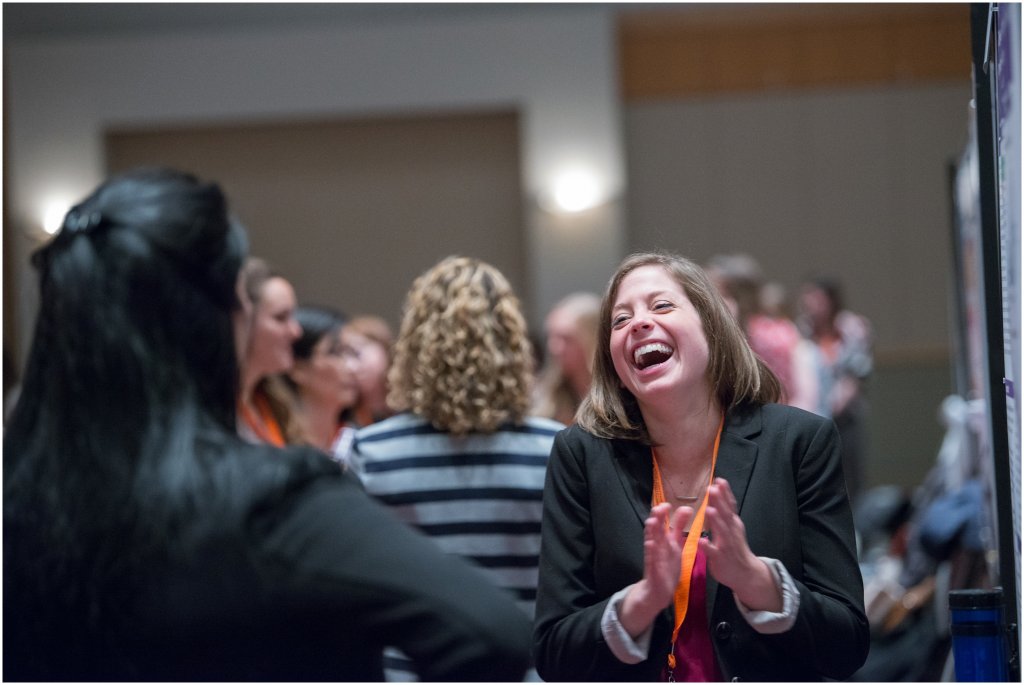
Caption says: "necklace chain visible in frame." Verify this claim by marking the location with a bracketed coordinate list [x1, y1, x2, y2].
[659, 463, 712, 503]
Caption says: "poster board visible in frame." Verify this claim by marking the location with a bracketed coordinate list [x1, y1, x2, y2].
[994, 1, 1021, 610]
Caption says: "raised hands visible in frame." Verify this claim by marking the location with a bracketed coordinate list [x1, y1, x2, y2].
[644, 502, 692, 606]
[701, 478, 782, 612]
[619, 502, 693, 637]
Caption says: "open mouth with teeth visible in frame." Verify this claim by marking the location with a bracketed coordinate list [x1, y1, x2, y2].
[633, 342, 673, 370]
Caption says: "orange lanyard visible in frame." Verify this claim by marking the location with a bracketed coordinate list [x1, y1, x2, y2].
[650, 415, 724, 676]
[239, 390, 286, 447]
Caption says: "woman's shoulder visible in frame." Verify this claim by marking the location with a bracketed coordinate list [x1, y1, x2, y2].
[201, 435, 343, 511]
[354, 413, 564, 450]
[729, 400, 823, 422]
[758, 401, 831, 426]
[226, 444, 371, 552]
[214, 434, 337, 473]
[550, 422, 629, 457]
[519, 415, 566, 435]
[731, 402, 837, 447]
[554, 422, 597, 443]
[353, 412, 431, 443]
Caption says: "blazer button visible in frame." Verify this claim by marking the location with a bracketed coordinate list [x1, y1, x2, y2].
[715, 621, 733, 640]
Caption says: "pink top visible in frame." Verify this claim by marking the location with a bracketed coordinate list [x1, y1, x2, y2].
[662, 545, 723, 682]
[747, 314, 801, 403]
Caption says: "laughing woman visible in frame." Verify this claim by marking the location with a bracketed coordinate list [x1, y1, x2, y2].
[532, 251, 868, 682]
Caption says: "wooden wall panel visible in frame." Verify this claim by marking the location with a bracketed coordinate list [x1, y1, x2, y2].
[620, 4, 971, 99]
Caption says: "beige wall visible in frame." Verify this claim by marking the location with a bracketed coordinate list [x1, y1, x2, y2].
[106, 111, 525, 330]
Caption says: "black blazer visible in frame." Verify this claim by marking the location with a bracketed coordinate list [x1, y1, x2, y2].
[5, 446, 532, 681]
[533, 402, 868, 681]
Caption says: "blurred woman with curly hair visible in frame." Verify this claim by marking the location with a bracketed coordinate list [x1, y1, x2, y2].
[350, 255, 563, 680]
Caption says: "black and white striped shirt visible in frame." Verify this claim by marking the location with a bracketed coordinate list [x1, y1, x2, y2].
[351, 412, 562, 681]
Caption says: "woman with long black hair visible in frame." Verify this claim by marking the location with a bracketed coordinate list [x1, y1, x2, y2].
[3, 168, 531, 681]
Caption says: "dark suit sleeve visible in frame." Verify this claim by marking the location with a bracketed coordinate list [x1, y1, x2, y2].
[259, 472, 532, 682]
[773, 416, 869, 679]
[533, 429, 637, 681]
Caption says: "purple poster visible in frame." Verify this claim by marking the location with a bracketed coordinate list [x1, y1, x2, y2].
[995, 1, 1020, 608]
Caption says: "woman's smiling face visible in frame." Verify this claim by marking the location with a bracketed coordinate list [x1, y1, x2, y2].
[246, 276, 301, 379]
[609, 264, 711, 406]
[292, 331, 359, 413]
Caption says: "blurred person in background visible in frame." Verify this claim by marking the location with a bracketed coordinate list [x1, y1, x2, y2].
[342, 314, 395, 428]
[532, 291, 601, 425]
[351, 256, 563, 681]
[283, 305, 359, 463]
[758, 280, 817, 411]
[3, 168, 533, 681]
[236, 257, 302, 446]
[705, 253, 806, 406]
[797, 276, 873, 502]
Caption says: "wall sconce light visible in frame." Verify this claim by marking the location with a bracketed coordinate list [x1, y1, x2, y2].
[552, 170, 600, 213]
[541, 167, 605, 215]
[38, 196, 77, 239]
[42, 204, 67, 236]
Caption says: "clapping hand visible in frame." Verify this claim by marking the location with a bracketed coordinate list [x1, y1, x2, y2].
[619, 502, 692, 637]
[643, 502, 692, 607]
[701, 478, 782, 612]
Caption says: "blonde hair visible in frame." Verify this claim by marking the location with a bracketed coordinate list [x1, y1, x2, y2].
[578, 251, 781, 443]
[388, 256, 534, 436]
[239, 256, 305, 445]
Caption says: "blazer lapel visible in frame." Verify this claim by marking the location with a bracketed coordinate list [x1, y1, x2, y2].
[611, 438, 655, 524]
[706, 404, 762, 616]
[607, 405, 762, 533]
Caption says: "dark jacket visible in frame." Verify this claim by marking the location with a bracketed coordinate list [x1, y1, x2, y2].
[4, 444, 532, 681]
[533, 402, 868, 681]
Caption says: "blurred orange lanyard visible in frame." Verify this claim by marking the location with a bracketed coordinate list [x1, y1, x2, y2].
[239, 392, 286, 447]
[650, 416, 724, 676]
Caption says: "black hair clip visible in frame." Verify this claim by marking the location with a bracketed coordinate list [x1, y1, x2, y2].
[62, 210, 105, 235]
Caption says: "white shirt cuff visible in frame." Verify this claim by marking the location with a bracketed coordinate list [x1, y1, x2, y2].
[734, 556, 800, 634]
[600, 585, 652, 664]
